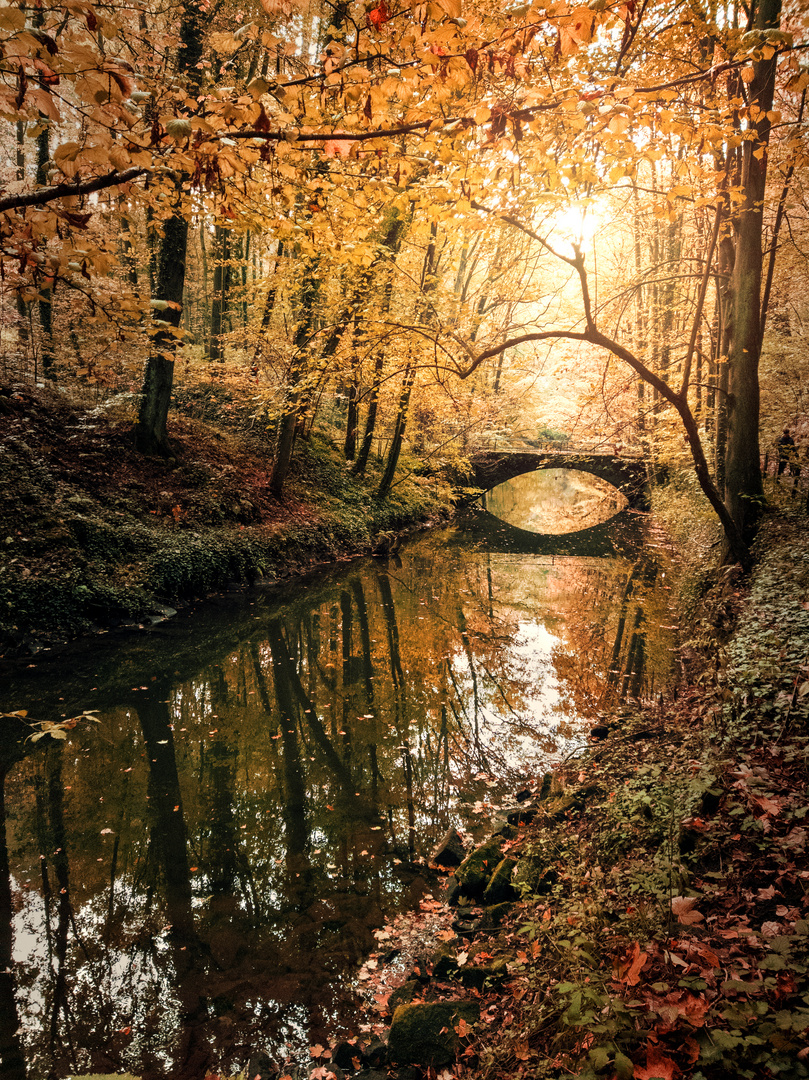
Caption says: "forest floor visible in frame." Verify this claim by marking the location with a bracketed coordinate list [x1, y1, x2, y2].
[329, 504, 809, 1080]
[0, 379, 451, 656]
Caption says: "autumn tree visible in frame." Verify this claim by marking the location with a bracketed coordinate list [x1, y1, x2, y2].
[2, 0, 807, 534]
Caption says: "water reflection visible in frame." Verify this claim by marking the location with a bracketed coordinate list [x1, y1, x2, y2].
[0, 520, 675, 1079]
[483, 469, 629, 534]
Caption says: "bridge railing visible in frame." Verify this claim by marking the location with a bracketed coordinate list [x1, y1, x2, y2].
[472, 442, 646, 460]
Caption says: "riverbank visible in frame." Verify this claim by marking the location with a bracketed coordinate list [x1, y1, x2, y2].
[302, 505, 809, 1080]
[0, 382, 452, 657]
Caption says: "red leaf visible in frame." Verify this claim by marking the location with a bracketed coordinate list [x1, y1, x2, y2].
[367, 2, 390, 29]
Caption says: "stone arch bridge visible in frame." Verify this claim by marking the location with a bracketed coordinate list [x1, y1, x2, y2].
[469, 449, 652, 510]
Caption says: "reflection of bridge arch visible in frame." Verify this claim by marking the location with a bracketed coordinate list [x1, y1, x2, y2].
[469, 450, 651, 510]
[455, 506, 648, 558]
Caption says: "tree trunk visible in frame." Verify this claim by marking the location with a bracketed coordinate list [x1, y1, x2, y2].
[269, 354, 304, 496]
[132, 1, 204, 454]
[352, 351, 383, 475]
[722, 0, 780, 550]
[376, 220, 437, 494]
[134, 211, 189, 455]
[35, 119, 56, 381]
[377, 364, 415, 497]
[208, 224, 230, 363]
[252, 240, 284, 368]
[344, 381, 359, 460]
[269, 255, 321, 494]
[118, 197, 139, 287]
[14, 121, 29, 354]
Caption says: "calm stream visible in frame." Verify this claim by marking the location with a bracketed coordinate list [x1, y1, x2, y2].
[0, 478, 677, 1080]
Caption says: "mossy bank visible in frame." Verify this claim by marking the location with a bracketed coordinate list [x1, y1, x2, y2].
[0, 384, 452, 656]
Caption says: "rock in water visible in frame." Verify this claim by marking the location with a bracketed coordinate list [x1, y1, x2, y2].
[431, 826, 465, 867]
[246, 1051, 274, 1080]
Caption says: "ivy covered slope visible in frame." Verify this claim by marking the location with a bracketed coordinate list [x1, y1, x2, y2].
[0, 383, 450, 656]
[465, 508, 809, 1080]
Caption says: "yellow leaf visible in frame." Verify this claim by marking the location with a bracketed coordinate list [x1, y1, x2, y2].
[0, 5, 25, 29]
[54, 141, 83, 163]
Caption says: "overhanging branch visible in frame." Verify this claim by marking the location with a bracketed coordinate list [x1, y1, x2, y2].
[0, 167, 148, 214]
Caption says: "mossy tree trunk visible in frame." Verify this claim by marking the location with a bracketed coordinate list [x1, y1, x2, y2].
[269, 255, 321, 496]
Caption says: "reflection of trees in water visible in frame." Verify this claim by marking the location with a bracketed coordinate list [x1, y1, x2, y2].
[3, 531, 674, 1078]
[549, 552, 671, 712]
[0, 760, 27, 1080]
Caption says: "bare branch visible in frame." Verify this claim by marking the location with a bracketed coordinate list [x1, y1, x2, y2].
[0, 168, 148, 214]
[470, 200, 575, 267]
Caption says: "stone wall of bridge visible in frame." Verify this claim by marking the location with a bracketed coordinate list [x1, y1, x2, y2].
[469, 450, 651, 510]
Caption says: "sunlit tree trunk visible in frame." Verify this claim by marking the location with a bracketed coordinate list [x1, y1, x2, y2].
[253, 240, 284, 369]
[239, 233, 250, 327]
[377, 220, 439, 495]
[199, 218, 210, 337]
[632, 184, 647, 442]
[352, 352, 384, 475]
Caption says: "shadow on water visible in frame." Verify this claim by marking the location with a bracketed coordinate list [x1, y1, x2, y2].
[0, 517, 676, 1080]
[457, 506, 647, 558]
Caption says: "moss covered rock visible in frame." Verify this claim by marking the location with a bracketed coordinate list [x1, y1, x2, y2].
[480, 901, 513, 927]
[458, 958, 509, 989]
[456, 837, 503, 897]
[388, 979, 421, 1012]
[482, 856, 518, 905]
[388, 1000, 479, 1066]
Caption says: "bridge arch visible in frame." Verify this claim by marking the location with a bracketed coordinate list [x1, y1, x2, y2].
[469, 450, 651, 511]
